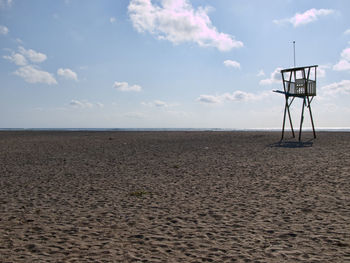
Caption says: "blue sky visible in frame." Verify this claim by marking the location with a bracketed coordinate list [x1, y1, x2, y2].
[1, 0, 350, 128]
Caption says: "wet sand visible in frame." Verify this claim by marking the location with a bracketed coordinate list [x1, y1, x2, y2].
[0, 131, 349, 262]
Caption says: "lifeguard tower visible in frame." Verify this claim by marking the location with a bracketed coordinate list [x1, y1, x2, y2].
[274, 65, 318, 141]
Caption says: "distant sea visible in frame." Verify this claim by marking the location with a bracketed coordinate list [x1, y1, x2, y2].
[1, 128, 350, 132]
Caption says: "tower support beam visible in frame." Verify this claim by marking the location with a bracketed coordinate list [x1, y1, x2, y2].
[307, 96, 316, 139]
[274, 65, 318, 141]
[299, 97, 306, 141]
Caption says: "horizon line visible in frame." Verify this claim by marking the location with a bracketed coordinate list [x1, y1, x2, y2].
[1, 127, 350, 132]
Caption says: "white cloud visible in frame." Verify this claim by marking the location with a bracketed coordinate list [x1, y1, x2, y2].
[57, 68, 78, 81]
[3, 53, 27, 66]
[70, 100, 88, 108]
[128, 0, 243, 52]
[3, 46, 57, 85]
[222, 91, 258, 102]
[321, 80, 350, 96]
[113, 81, 142, 92]
[273, 8, 334, 27]
[197, 90, 269, 104]
[223, 91, 270, 102]
[257, 69, 265, 77]
[333, 60, 350, 71]
[197, 94, 222, 104]
[259, 67, 282, 85]
[0, 25, 9, 35]
[344, 29, 350, 35]
[69, 100, 104, 109]
[69, 99, 94, 108]
[223, 60, 240, 69]
[259, 66, 324, 84]
[96, 102, 104, 108]
[142, 100, 169, 107]
[14, 65, 57, 85]
[153, 100, 168, 107]
[0, 0, 12, 8]
[317, 65, 330, 78]
[110, 17, 116, 23]
[333, 47, 350, 71]
[340, 48, 350, 61]
[19, 46, 47, 63]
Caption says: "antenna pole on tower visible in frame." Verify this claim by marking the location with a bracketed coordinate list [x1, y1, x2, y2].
[293, 41, 296, 68]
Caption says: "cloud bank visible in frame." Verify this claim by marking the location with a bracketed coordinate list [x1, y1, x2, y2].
[274, 8, 334, 27]
[197, 90, 269, 104]
[321, 80, 350, 96]
[128, 0, 243, 52]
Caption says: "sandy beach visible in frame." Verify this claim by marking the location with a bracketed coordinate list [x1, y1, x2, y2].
[0, 131, 349, 262]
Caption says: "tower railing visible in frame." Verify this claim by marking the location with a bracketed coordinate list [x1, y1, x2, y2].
[283, 79, 316, 96]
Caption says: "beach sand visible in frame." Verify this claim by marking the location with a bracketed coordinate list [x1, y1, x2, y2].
[0, 131, 349, 262]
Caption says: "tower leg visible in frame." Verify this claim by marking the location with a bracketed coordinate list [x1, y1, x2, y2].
[281, 96, 288, 140]
[307, 96, 316, 139]
[299, 97, 306, 141]
[287, 103, 295, 138]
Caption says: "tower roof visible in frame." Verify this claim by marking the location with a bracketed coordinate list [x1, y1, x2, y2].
[281, 65, 318, 73]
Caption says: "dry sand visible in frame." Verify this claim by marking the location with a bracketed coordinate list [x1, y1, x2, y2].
[0, 131, 349, 262]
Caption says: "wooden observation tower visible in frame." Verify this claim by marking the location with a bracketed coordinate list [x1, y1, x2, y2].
[274, 65, 318, 141]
